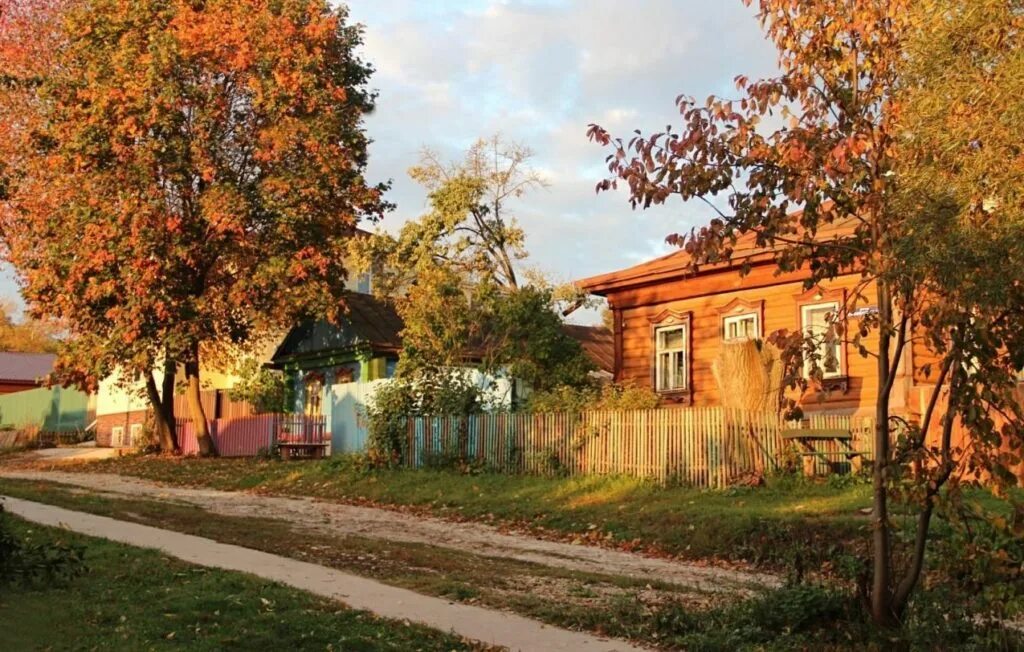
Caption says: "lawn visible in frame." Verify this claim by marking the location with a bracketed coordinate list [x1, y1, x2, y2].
[0, 477, 744, 647]
[0, 513, 489, 651]
[45, 453, 881, 570]
[2, 456, 1021, 650]
[2, 484, 1019, 651]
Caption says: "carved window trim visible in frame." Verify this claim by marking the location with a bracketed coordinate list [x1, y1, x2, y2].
[648, 309, 693, 404]
[794, 286, 849, 393]
[716, 298, 765, 342]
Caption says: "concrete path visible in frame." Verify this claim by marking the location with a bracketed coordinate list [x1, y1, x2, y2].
[3, 497, 646, 652]
[29, 445, 121, 463]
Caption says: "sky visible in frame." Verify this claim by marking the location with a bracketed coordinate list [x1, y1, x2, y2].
[343, 0, 780, 321]
[0, 0, 781, 322]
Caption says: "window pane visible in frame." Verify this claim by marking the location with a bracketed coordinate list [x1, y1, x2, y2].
[655, 325, 687, 391]
[806, 306, 833, 333]
[672, 351, 686, 389]
[659, 327, 684, 350]
[742, 318, 756, 337]
[802, 302, 841, 377]
[725, 314, 757, 340]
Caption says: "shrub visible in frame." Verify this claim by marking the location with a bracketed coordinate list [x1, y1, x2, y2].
[0, 502, 85, 587]
[526, 382, 660, 413]
[228, 358, 290, 414]
[365, 369, 487, 465]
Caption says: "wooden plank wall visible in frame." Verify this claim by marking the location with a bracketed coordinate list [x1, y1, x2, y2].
[613, 271, 892, 413]
[403, 408, 877, 488]
[914, 383, 1024, 481]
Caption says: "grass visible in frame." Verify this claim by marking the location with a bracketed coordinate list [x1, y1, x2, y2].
[0, 478, 734, 647]
[3, 482, 1021, 651]
[0, 513, 490, 651]
[36, 453, 884, 570]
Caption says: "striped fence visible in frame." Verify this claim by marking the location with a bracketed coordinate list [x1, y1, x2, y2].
[402, 407, 877, 488]
[176, 414, 326, 457]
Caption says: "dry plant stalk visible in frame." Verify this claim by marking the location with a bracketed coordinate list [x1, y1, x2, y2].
[712, 340, 783, 412]
[713, 340, 785, 482]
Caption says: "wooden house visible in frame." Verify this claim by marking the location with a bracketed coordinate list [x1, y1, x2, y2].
[577, 220, 924, 420]
[270, 292, 616, 454]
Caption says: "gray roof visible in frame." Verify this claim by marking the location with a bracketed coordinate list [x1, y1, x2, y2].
[270, 293, 404, 366]
[0, 352, 56, 384]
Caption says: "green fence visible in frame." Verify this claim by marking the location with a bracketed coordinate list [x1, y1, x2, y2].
[0, 386, 90, 433]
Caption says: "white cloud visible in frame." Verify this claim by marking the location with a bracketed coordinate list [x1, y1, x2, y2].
[341, 0, 781, 324]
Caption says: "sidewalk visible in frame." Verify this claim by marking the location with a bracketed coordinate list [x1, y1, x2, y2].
[3, 496, 646, 652]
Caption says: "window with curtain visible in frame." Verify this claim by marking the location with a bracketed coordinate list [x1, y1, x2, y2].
[801, 301, 843, 378]
[304, 377, 323, 416]
[723, 313, 759, 341]
[655, 324, 688, 392]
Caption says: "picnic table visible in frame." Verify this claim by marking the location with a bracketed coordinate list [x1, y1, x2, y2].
[781, 428, 866, 476]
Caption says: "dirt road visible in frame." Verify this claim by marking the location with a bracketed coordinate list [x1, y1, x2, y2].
[0, 468, 778, 594]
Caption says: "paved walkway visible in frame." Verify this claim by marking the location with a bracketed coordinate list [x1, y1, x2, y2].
[3, 497, 646, 652]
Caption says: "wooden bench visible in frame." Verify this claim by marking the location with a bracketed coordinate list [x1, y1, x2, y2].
[781, 428, 867, 476]
[277, 442, 329, 460]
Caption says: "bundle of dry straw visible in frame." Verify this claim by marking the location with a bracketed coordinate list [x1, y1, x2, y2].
[711, 339, 784, 413]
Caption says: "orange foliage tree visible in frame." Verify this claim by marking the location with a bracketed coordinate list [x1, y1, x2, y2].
[0, 0, 387, 454]
[590, 0, 1024, 626]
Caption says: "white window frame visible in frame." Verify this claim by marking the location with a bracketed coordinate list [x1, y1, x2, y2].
[654, 324, 688, 393]
[722, 312, 760, 342]
[801, 301, 844, 379]
[130, 423, 144, 446]
[111, 426, 125, 448]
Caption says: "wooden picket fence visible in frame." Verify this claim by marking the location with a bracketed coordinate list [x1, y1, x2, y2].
[402, 407, 877, 488]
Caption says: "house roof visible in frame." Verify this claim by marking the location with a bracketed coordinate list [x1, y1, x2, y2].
[0, 351, 55, 385]
[270, 293, 403, 366]
[562, 324, 614, 374]
[271, 291, 614, 373]
[577, 208, 857, 296]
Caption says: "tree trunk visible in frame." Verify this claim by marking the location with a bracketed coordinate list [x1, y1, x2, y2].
[870, 279, 896, 626]
[162, 355, 176, 428]
[144, 372, 178, 453]
[184, 346, 216, 457]
[892, 365, 961, 614]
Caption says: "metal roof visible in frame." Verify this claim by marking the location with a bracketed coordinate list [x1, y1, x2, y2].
[0, 351, 55, 384]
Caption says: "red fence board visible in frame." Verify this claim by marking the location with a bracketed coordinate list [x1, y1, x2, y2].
[176, 414, 325, 457]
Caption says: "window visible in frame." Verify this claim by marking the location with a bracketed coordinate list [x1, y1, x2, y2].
[801, 301, 843, 378]
[655, 324, 688, 392]
[723, 313, 760, 342]
[356, 272, 372, 294]
[304, 377, 323, 416]
[130, 423, 144, 446]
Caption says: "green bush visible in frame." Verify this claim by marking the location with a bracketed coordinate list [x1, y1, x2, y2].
[228, 358, 290, 413]
[365, 370, 486, 466]
[526, 382, 660, 413]
[0, 502, 85, 587]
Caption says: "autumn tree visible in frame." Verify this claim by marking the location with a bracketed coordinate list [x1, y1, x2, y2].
[589, 0, 1024, 626]
[347, 136, 590, 396]
[0, 300, 61, 353]
[348, 135, 545, 294]
[0, 0, 387, 454]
